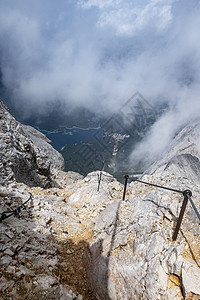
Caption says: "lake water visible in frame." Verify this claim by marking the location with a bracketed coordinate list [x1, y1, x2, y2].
[40, 127, 104, 151]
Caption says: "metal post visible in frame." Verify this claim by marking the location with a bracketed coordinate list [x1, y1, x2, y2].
[122, 175, 129, 201]
[97, 171, 102, 192]
[172, 190, 192, 241]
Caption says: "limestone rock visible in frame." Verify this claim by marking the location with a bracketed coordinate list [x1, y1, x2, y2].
[182, 261, 200, 297]
[0, 171, 122, 299]
[85, 173, 200, 299]
[50, 168, 84, 188]
[146, 121, 200, 183]
[0, 104, 200, 300]
[83, 121, 200, 299]
[0, 100, 64, 187]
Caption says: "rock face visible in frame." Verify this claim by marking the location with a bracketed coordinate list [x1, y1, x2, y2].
[83, 122, 200, 300]
[146, 121, 200, 183]
[0, 171, 123, 300]
[0, 101, 64, 187]
[85, 174, 200, 299]
[0, 103, 200, 300]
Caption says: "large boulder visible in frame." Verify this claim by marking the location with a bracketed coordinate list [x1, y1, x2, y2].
[0, 101, 64, 187]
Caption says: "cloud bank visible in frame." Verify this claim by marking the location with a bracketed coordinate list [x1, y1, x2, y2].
[0, 0, 200, 163]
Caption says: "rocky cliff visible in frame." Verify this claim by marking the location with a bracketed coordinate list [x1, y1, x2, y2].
[0, 102, 200, 300]
[146, 121, 200, 183]
[0, 101, 64, 187]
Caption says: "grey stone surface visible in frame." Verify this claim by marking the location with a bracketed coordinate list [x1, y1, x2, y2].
[146, 121, 200, 183]
[0, 103, 200, 300]
[83, 122, 200, 300]
[0, 101, 64, 187]
[85, 173, 200, 300]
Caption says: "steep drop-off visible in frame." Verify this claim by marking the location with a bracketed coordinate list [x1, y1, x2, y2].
[0, 101, 64, 187]
[0, 101, 200, 299]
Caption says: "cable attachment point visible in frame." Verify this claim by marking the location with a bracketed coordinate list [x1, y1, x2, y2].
[183, 189, 192, 197]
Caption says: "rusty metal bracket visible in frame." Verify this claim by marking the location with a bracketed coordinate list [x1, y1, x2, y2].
[172, 190, 192, 241]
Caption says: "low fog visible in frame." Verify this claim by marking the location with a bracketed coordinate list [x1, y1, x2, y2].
[0, 0, 200, 165]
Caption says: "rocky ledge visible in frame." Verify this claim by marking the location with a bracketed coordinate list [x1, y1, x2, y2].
[0, 102, 200, 299]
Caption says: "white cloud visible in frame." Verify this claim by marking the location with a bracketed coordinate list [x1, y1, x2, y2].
[78, 0, 116, 9]
[79, 0, 173, 35]
[0, 0, 200, 110]
[0, 0, 200, 164]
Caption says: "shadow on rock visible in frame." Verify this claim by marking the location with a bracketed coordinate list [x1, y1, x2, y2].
[0, 188, 96, 300]
[84, 201, 122, 300]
